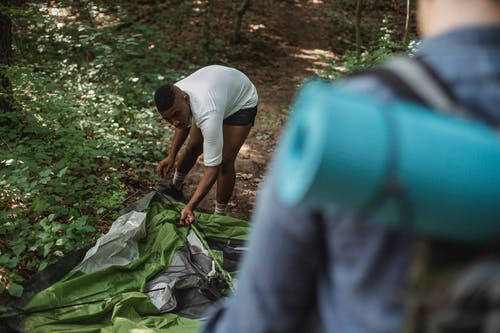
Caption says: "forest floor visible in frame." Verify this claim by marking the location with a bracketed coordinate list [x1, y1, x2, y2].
[165, 0, 347, 221]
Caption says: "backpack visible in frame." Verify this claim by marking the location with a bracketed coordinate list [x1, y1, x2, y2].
[276, 55, 500, 332]
[373, 57, 500, 333]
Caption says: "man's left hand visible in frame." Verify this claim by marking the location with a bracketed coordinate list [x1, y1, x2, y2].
[180, 207, 196, 225]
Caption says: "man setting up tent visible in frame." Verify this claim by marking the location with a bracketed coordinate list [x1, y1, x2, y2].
[154, 65, 258, 225]
[198, 0, 500, 332]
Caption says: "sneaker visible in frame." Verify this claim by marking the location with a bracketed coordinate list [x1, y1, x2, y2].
[157, 183, 184, 201]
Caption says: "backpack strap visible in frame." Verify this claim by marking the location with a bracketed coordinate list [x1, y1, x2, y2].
[382, 57, 463, 113]
[359, 56, 469, 117]
[355, 56, 469, 228]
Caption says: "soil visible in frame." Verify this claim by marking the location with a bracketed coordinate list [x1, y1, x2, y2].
[168, 0, 344, 221]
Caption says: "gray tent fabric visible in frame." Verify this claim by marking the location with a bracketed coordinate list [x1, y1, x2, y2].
[73, 211, 147, 274]
[146, 230, 219, 315]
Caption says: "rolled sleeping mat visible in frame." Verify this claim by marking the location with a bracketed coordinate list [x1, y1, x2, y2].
[275, 80, 500, 244]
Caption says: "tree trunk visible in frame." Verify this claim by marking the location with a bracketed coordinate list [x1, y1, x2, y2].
[231, 0, 251, 44]
[354, 0, 362, 60]
[0, 11, 13, 113]
[402, 0, 411, 44]
[201, 0, 214, 63]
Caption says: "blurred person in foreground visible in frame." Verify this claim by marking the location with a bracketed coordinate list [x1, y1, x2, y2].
[198, 0, 500, 332]
[154, 65, 258, 225]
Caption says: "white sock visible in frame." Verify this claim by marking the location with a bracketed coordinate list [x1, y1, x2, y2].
[172, 170, 186, 190]
[214, 202, 228, 215]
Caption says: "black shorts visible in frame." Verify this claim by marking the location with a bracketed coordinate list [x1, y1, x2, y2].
[223, 106, 258, 126]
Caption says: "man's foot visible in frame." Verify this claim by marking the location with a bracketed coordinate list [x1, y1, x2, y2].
[157, 183, 184, 201]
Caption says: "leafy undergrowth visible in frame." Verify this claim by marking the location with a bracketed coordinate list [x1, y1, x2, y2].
[0, 0, 416, 299]
[0, 2, 185, 296]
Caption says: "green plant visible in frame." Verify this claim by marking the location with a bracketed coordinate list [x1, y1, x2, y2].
[321, 16, 414, 79]
[0, 1, 191, 293]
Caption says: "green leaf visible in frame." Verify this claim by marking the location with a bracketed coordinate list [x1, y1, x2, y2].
[7, 283, 23, 298]
[39, 176, 51, 185]
[12, 244, 25, 257]
[33, 198, 49, 213]
[0, 254, 15, 267]
[0, 305, 19, 319]
[39, 169, 52, 178]
[43, 242, 53, 257]
[57, 166, 69, 177]
[38, 260, 48, 271]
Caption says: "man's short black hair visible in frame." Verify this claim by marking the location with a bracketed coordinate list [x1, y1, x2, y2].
[154, 84, 176, 113]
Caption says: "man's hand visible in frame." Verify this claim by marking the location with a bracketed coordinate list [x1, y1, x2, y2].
[180, 206, 196, 225]
[157, 155, 175, 178]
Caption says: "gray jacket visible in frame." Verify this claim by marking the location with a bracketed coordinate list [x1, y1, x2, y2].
[200, 25, 500, 333]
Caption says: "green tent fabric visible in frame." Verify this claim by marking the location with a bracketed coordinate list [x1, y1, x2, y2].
[5, 192, 249, 333]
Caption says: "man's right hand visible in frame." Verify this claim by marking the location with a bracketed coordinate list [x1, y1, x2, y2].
[157, 156, 175, 178]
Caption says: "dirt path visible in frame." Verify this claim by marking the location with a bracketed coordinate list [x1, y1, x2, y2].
[181, 0, 340, 220]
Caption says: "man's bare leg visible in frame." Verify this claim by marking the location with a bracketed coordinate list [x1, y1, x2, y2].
[215, 124, 252, 213]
